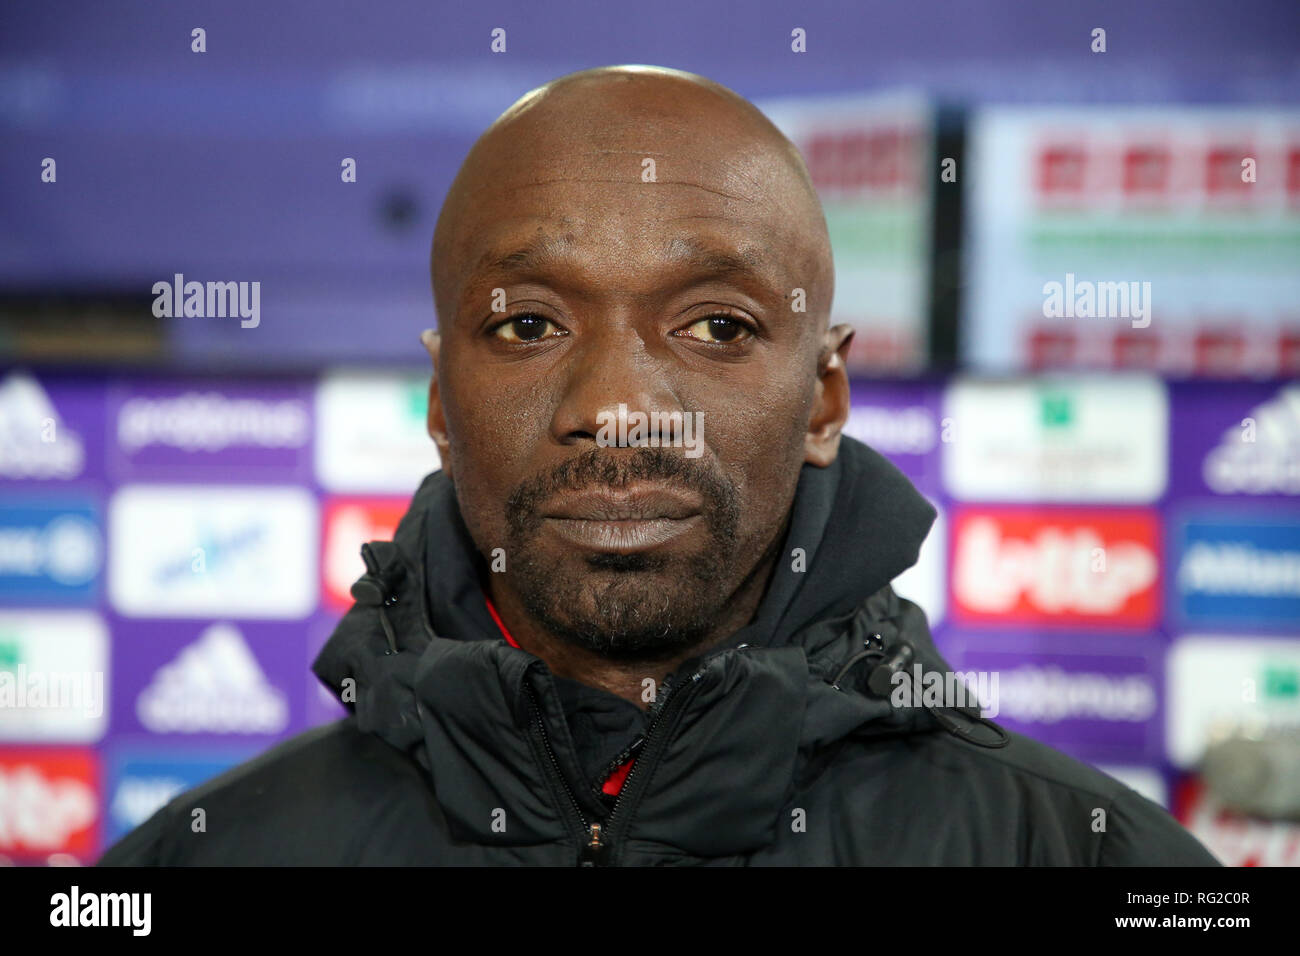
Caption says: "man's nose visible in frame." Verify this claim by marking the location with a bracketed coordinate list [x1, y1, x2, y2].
[549, 333, 685, 448]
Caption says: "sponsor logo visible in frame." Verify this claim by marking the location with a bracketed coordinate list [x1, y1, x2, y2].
[843, 382, 943, 488]
[109, 485, 316, 618]
[136, 623, 289, 734]
[106, 749, 250, 839]
[0, 372, 86, 480]
[0, 500, 102, 603]
[943, 634, 1162, 759]
[117, 391, 309, 454]
[0, 748, 99, 862]
[1202, 384, 1300, 496]
[108, 381, 314, 481]
[951, 507, 1160, 627]
[1166, 635, 1300, 766]
[321, 498, 408, 611]
[315, 372, 440, 493]
[1173, 513, 1300, 627]
[942, 377, 1167, 502]
[996, 664, 1156, 724]
[0, 611, 108, 742]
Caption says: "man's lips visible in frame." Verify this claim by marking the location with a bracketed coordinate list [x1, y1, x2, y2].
[541, 487, 702, 522]
[541, 487, 704, 553]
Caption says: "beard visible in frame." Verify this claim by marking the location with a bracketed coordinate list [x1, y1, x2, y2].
[501, 446, 744, 661]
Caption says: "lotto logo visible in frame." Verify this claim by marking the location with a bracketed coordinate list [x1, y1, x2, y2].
[321, 498, 410, 611]
[0, 748, 100, 862]
[951, 508, 1160, 628]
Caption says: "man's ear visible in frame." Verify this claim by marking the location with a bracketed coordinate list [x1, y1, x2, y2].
[421, 329, 453, 482]
[804, 323, 855, 467]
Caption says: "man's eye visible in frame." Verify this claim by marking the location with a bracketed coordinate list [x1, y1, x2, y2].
[676, 316, 753, 344]
[492, 314, 562, 343]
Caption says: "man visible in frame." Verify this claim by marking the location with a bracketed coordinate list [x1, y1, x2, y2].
[100, 65, 1217, 866]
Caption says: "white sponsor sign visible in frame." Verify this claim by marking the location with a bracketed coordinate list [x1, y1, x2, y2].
[1167, 635, 1300, 767]
[315, 371, 441, 492]
[0, 612, 108, 742]
[108, 485, 317, 618]
[943, 376, 1167, 502]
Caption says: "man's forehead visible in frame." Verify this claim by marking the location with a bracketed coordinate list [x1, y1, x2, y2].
[432, 72, 833, 318]
[471, 229, 770, 279]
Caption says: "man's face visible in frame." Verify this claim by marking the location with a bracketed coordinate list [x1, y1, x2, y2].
[429, 75, 840, 660]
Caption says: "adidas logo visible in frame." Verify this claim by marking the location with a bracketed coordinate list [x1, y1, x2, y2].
[136, 624, 288, 734]
[1204, 384, 1300, 495]
[0, 372, 85, 480]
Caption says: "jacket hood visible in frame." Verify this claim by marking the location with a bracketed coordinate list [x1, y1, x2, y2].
[312, 436, 1003, 858]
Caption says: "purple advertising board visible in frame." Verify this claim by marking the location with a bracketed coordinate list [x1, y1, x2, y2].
[105, 377, 315, 484]
[940, 632, 1165, 765]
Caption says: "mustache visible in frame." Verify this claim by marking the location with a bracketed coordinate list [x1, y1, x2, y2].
[505, 446, 738, 537]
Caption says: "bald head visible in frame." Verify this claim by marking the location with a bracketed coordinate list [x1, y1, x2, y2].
[431, 65, 833, 328]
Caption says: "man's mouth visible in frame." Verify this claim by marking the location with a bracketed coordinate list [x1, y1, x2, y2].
[541, 486, 704, 554]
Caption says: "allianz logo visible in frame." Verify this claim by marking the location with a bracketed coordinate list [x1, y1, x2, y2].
[117, 392, 310, 454]
[154, 523, 265, 584]
[111, 775, 187, 828]
[997, 665, 1156, 723]
[1178, 541, 1300, 598]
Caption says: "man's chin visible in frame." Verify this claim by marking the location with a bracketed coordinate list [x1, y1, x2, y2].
[521, 575, 720, 661]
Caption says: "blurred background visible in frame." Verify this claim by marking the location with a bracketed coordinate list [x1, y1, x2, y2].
[1, 0, 1298, 865]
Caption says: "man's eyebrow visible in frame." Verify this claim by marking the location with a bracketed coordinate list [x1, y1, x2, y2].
[474, 234, 771, 282]
[477, 232, 578, 276]
[662, 236, 769, 279]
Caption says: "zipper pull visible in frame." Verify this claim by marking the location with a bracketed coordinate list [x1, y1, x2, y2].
[579, 822, 609, 866]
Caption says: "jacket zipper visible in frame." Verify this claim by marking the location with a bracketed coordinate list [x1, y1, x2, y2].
[524, 682, 597, 862]
[526, 666, 706, 866]
[594, 670, 705, 865]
